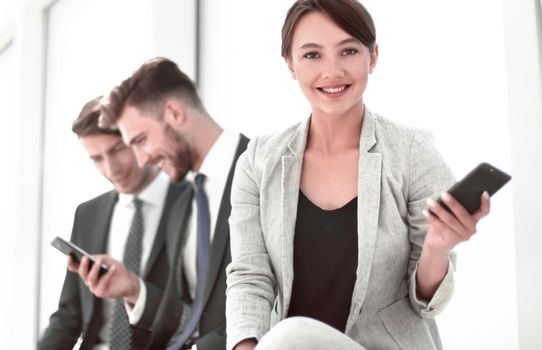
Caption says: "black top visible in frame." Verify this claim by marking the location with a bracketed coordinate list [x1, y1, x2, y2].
[287, 190, 358, 332]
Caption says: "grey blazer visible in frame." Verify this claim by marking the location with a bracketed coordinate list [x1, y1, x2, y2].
[226, 109, 457, 350]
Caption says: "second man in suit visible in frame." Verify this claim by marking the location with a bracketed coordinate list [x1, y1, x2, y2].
[38, 96, 191, 350]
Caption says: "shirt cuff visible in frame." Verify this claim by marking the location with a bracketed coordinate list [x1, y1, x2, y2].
[125, 277, 146, 324]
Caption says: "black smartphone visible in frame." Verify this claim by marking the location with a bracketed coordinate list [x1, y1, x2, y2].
[436, 162, 511, 215]
[50, 236, 109, 276]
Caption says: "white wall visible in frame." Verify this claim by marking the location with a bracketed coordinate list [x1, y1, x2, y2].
[200, 0, 306, 136]
[0, 0, 539, 348]
[0, 41, 20, 346]
[503, 0, 542, 348]
[8, 1, 49, 348]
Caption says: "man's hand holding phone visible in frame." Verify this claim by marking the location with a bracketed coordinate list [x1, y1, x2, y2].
[67, 255, 141, 305]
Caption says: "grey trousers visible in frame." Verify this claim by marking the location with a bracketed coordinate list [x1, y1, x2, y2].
[256, 317, 366, 350]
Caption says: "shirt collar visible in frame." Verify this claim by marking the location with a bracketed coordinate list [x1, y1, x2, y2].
[117, 171, 170, 208]
[195, 130, 240, 181]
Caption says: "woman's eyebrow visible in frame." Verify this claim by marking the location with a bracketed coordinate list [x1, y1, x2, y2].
[299, 42, 322, 50]
[299, 37, 360, 50]
[336, 38, 361, 47]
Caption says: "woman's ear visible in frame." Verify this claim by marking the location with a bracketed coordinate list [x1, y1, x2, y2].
[164, 100, 186, 127]
[369, 44, 379, 74]
[285, 56, 298, 80]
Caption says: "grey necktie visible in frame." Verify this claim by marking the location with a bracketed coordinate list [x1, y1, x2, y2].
[109, 197, 144, 350]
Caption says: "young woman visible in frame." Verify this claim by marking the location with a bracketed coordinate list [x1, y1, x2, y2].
[226, 1, 490, 349]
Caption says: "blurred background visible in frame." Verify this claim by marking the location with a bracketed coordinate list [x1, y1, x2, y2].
[0, 0, 540, 348]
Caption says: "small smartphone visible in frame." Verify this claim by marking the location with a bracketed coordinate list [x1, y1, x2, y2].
[50, 236, 109, 276]
[436, 162, 511, 215]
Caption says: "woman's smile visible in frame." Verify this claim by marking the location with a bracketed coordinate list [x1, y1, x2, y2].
[316, 84, 351, 98]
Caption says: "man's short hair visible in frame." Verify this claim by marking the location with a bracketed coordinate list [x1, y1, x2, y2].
[72, 96, 121, 137]
[100, 57, 203, 128]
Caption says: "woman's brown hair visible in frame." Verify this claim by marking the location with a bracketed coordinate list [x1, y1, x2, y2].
[281, 0, 376, 58]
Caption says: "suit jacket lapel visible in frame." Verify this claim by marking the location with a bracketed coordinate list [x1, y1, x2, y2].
[346, 109, 382, 331]
[142, 182, 184, 278]
[165, 181, 194, 302]
[281, 119, 310, 313]
[202, 134, 250, 307]
[165, 181, 194, 267]
[88, 191, 117, 254]
[81, 190, 117, 348]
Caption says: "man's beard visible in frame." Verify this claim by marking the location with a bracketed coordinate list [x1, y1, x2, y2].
[165, 123, 192, 182]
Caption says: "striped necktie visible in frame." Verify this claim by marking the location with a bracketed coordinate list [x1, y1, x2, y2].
[109, 197, 144, 350]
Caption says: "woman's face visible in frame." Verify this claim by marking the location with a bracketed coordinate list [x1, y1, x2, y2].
[286, 11, 378, 117]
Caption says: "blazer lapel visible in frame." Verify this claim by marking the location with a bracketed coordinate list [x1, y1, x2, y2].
[81, 190, 117, 348]
[88, 190, 117, 254]
[202, 134, 250, 307]
[164, 181, 194, 266]
[346, 109, 382, 331]
[281, 119, 310, 313]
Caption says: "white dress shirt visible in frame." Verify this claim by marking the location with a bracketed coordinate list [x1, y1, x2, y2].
[183, 130, 240, 299]
[128, 130, 240, 330]
[94, 171, 170, 349]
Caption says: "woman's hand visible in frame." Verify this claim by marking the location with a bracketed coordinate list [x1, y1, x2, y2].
[423, 191, 491, 254]
[416, 192, 491, 301]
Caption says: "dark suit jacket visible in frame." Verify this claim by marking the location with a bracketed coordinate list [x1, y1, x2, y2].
[141, 135, 249, 350]
[38, 180, 192, 350]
